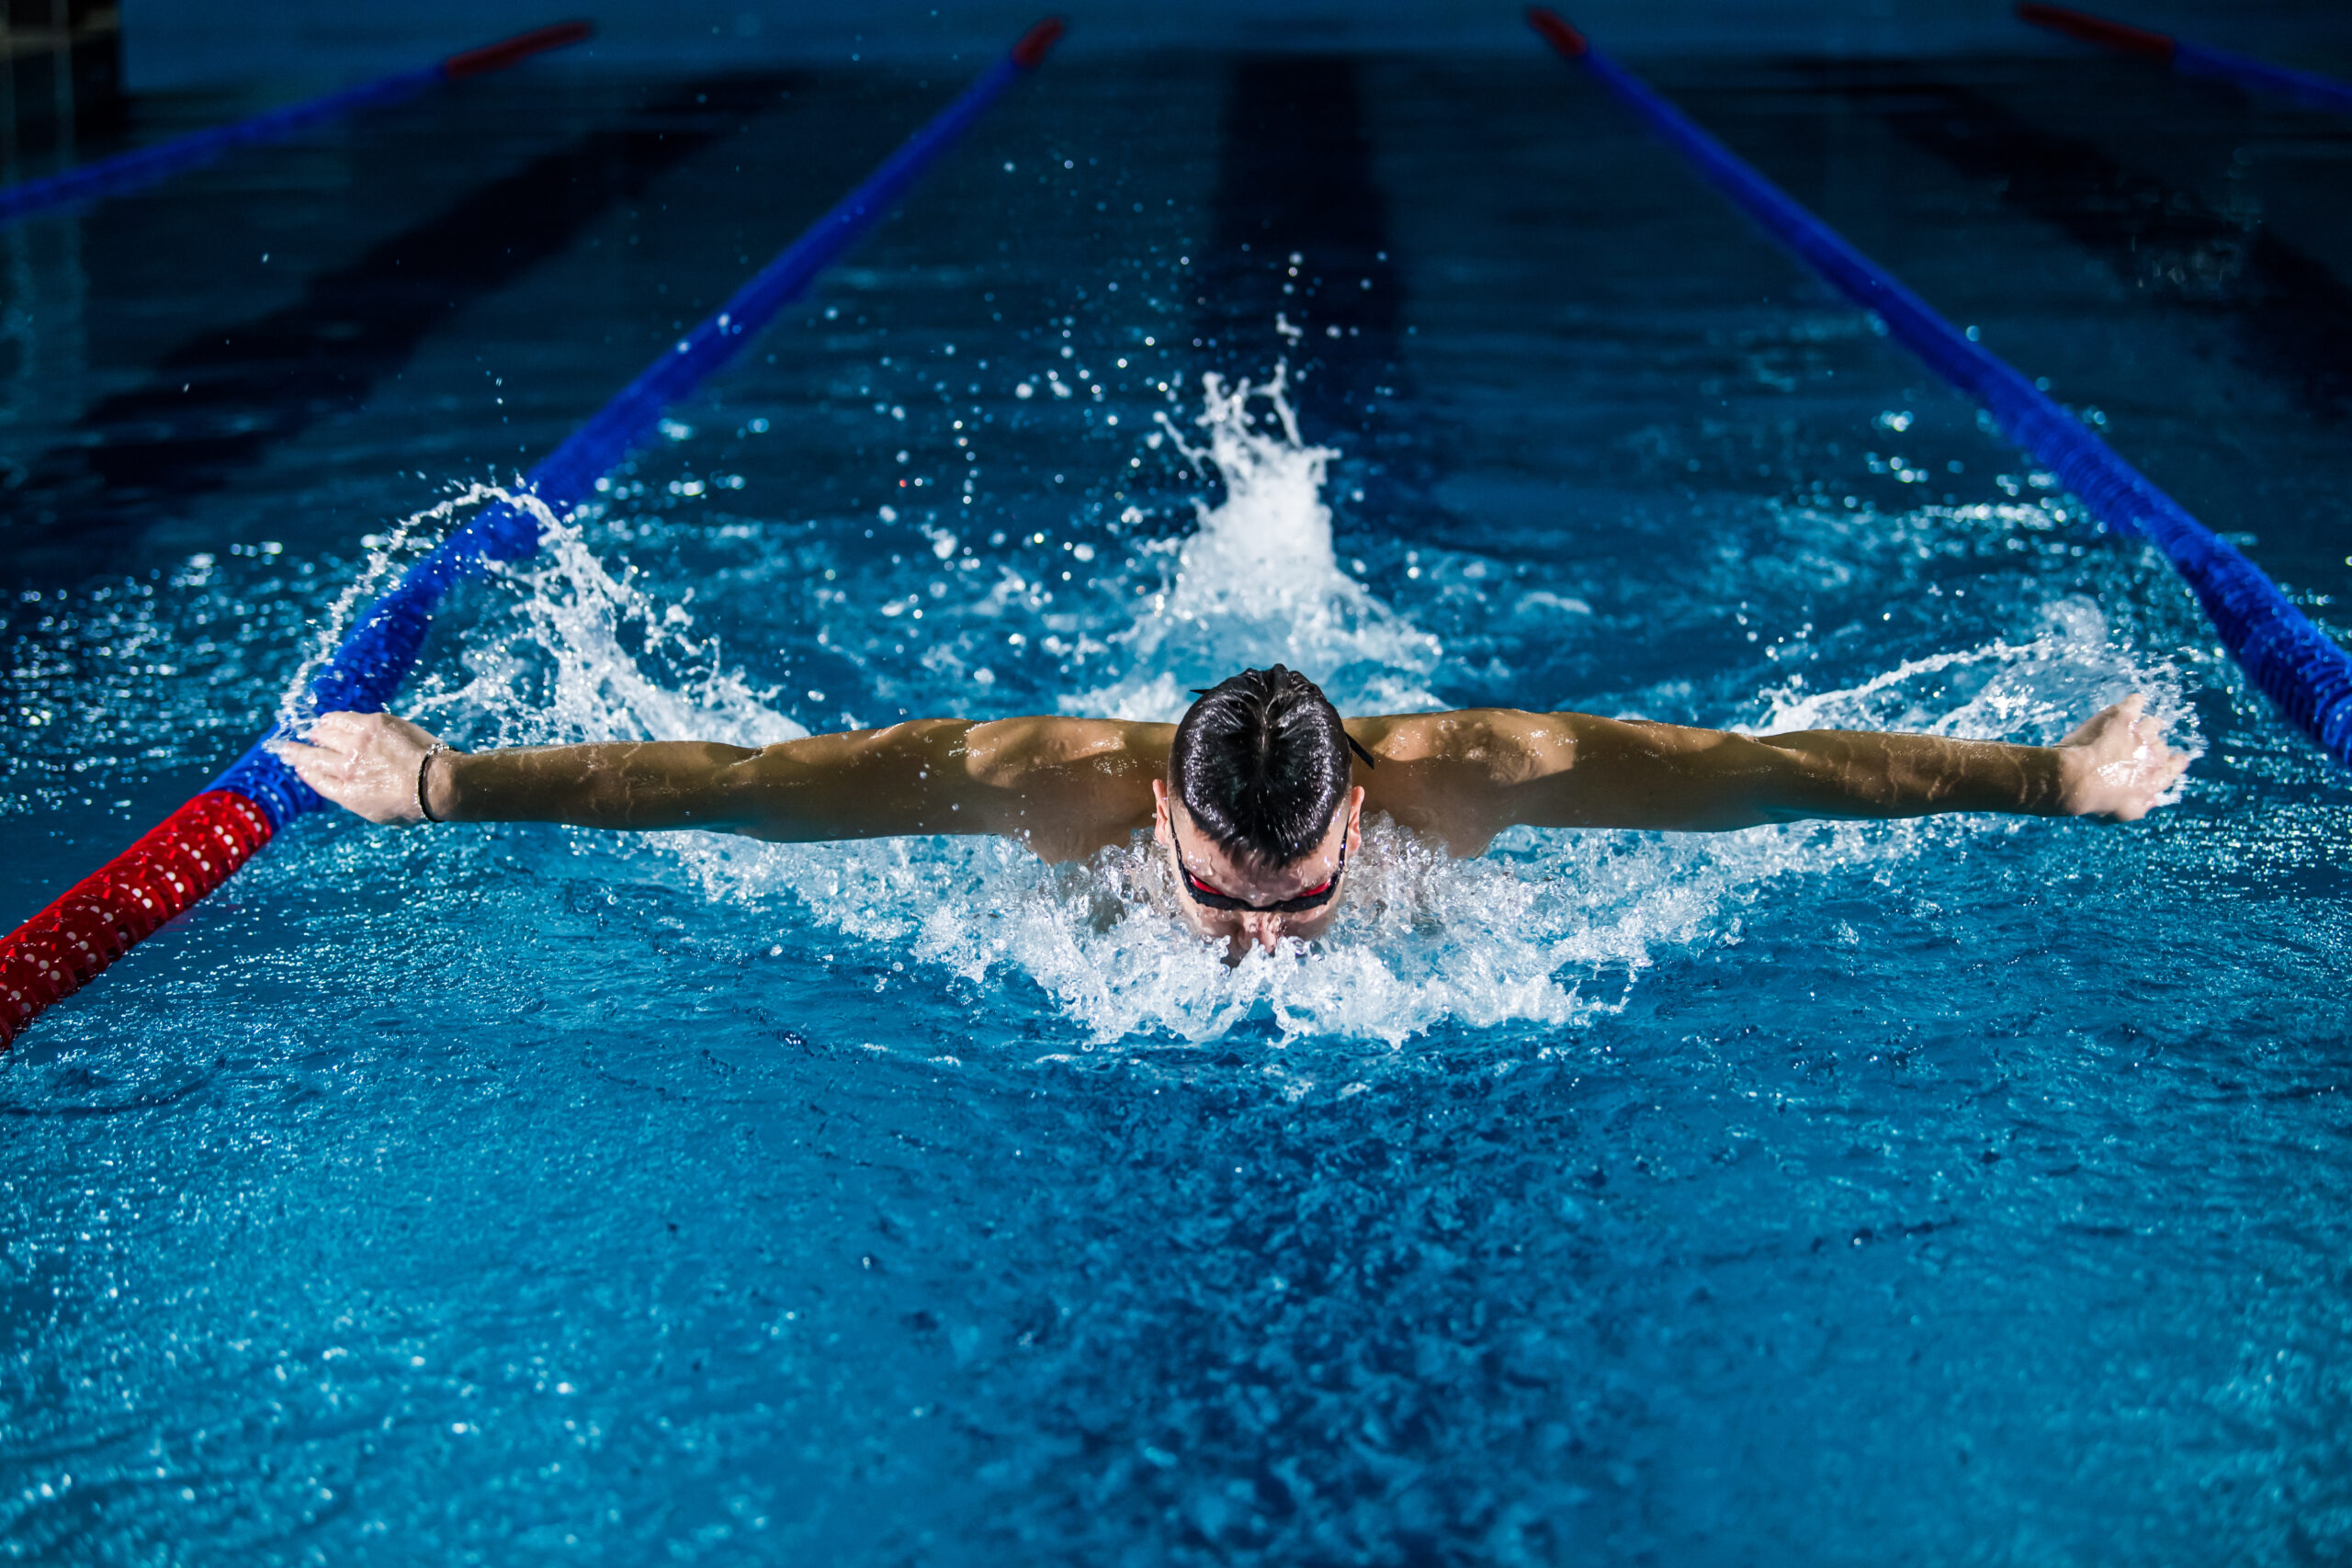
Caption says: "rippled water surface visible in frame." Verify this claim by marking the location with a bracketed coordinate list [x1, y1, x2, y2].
[5, 44, 2351, 1565]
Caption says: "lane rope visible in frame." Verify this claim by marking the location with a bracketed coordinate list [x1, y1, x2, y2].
[1527, 8, 2352, 773]
[2018, 4, 2352, 118]
[0, 21, 594, 228]
[0, 17, 1068, 1050]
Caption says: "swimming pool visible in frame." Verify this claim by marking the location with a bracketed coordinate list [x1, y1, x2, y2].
[6, 37, 2351, 1562]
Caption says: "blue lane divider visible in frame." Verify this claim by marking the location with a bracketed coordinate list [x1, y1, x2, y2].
[0, 21, 594, 229]
[2175, 41, 2352, 116]
[210, 17, 1068, 826]
[1528, 7, 2352, 772]
[2019, 5, 2352, 118]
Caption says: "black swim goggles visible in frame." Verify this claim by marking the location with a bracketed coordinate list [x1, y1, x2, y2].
[1163, 806, 1350, 915]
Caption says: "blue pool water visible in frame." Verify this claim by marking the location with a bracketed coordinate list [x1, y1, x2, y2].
[6, 41, 2352, 1563]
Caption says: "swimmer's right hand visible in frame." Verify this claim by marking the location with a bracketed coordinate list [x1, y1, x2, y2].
[274, 710, 455, 826]
[2052, 694, 2190, 821]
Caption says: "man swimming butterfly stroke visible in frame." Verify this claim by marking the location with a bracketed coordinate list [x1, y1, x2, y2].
[284, 664, 2188, 959]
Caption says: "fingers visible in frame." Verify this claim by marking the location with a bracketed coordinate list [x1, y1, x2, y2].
[2059, 696, 2131, 750]
[2061, 689, 2192, 819]
[275, 742, 321, 791]
[303, 708, 435, 743]
[274, 714, 371, 791]
[269, 710, 444, 825]
[274, 730, 346, 784]
[293, 711, 442, 769]
[2104, 737, 2192, 820]
[2062, 693, 2168, 757]
[306, 710, 369, 749]
[280, 735, 367, 808]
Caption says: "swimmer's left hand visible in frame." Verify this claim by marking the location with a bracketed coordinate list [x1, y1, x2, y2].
[2053, 694, 2189, 821]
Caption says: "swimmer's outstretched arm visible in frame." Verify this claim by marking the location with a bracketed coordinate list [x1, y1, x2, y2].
[1351, 696, 2188, 854]
[279, 710, 1170, 862]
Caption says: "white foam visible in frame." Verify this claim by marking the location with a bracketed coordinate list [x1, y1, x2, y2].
[635, 803, 2002, 1049]
[1750, 594, 2200, 786]
[432, 519, 804, 750]
[280, 482, 560, 730]
[389, 388, 2198, 1047]
[1075, 365, 1442, 719]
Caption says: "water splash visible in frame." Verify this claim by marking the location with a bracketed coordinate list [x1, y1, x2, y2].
[1076, 365, 1442, 720]
[647, 603, 2189, 1045]
[277, 482, 564, 732]
[424, 517, 804, 750]
[1751, 594, 2201, 781]
[389, 393, 2199, 1046]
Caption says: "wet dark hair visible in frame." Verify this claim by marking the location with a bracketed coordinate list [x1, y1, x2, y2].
[1170, 666, 1372, 869]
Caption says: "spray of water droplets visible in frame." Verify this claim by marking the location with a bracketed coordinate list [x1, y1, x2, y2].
[351, 379, 2194, 1046]
[1077, 365, 1442, 720]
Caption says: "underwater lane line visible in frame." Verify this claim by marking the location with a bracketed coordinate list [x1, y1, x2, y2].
[0, 22, 594, 229]
[2, 72, 802, 575]
[2018, 5, 2352, 118]
[1201, 58, 1435, 531]
[0, 17, 1069, 1052]
[1203, 59, 1405, 430]
[1199, 57, 1441, 533]
[1525, 8, 2352, 775]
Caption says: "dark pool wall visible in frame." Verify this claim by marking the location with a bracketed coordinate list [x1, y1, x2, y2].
[114, 0, 2352, 89]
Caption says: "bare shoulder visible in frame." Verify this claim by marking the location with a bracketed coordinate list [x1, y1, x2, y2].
[1342, 708, 1587, 855]
[720, 715, 1169, 859]
[961, 715, 1173, 784]
[959, 715, 1170, 862]
[1348, 707, 1578, 783]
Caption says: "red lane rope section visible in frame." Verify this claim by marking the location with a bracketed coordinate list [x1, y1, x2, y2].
[2016, 4, 2176, 60]
[1012, 17, 1067, 69]
[1526, 6, 1589, 57]
[0, 19, 1064, 1055]
[442, 19, 595, 80]
[0, 792, 275, 1049]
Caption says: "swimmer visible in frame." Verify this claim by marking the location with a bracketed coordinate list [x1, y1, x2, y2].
[281, 665, 2188, 958]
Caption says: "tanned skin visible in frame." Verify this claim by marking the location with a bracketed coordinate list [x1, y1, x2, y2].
[284, 698, 2187, 957]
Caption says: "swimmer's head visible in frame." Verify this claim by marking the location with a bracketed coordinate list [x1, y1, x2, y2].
[1169, 665, 1356, 869]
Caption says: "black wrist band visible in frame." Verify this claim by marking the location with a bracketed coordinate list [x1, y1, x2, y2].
[415, 742, 449, 824]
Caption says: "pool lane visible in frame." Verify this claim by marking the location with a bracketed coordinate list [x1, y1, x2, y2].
[1199, 58, 1407, 435]
[1801, 59, 2352, 425]
[1630, 55, 2352, 615]
[4, 48, 2352, 1567]
[0, 73, 798, 587]
[1196, 56, 1449, 614]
